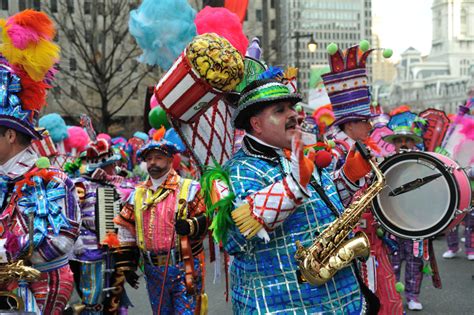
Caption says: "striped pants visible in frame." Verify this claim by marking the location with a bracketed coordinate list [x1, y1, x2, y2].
[447, 211, 474, 254]
[390, 238, 424, 302]
[29, 264, 75, 315]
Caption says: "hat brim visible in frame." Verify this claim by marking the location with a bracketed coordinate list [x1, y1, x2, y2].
[137, 144, 182, 160]
[329, 114, 373, 127]
[233, 94, 303, 129]
[383, 133, 424, 144]
[85, 153, 122, 173]
[0, 115, 41, 139]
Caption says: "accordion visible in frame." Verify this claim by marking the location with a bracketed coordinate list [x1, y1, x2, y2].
[95, 186, 121, 245]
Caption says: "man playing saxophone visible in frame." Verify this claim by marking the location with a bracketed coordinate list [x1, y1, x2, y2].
[207, 78, 373, 314]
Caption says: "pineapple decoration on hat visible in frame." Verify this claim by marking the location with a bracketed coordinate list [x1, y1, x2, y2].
[0, 9, 60, 139]
[321, 40, 393, 127]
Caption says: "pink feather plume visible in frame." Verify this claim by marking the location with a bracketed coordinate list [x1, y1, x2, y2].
[195, 6, 248, 55]
[64, 126, 90, 153]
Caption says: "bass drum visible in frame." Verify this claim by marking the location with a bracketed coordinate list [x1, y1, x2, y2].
[372, 151, 471, 239]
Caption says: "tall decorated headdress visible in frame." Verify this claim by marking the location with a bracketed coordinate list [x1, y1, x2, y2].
[383, 111, 427, 144]
[321, 40, 392, 126]
[0, 10, 59, 139]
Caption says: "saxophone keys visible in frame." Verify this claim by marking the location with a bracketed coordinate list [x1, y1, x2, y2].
[319, 267, 331, 280]
[338, 247, 354, 261]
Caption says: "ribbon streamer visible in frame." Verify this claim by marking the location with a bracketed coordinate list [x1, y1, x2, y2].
[18, 175, 71, 247]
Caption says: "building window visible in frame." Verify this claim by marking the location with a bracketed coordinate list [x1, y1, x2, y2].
[67, 0, 74, 14]
[98, 2, 105, 15]
[271, 19, 275, 30]
[256, 9, 262, 22]
[116, 60, 123, 72]
[70, 58, 77, 71]
[51, 0, 58, 13]
[271, 0, 275, 9]
[84, 0, 91, 14]
[1, 0, 8, 10]
[85, 30, 92, 44]
[19, 0, 26, 10]
[71, 85, 78, 98]
[33, 0, 40, 10]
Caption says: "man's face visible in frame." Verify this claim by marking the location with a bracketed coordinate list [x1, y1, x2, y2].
[250, 101, 299, 149]
[144, 150, 173, 179]
[393, 136, 416, 153]
[344, 120, 372, 141]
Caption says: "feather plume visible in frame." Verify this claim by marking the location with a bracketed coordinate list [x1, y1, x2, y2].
[152, 126, 166, 141]
[200, 162, 236, 243]
[459, 117, 474, 140]
[0, 10, 59, 82]
[8, 9, 55, 40]
[163, 128, 185, 152]
[14, 67, 50, 110]
[64, 126, 90, 153]
[38, 113, 68, 143]
[195, 6, 248, 55]
[129, 0, 197, 70]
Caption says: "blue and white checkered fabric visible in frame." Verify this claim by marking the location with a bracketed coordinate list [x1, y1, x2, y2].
[224, 150, 363, 314]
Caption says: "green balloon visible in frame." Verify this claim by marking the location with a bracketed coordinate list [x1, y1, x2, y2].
[376, 227, 384, 238]
[359, 40, 370, 52]
[36, 156, 51, 169]
[295, 104, 303, 112]
[148, 106, 170, 129]
[383, 48, 393, 58]
[327, 43, 338, 55]
[395, 282, 405, 293]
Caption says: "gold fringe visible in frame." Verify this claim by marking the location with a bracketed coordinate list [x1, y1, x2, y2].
[231, 204, 263, 239]
[200, 293, 208, 315]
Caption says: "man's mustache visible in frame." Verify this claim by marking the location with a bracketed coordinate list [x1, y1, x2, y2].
[285, 117, 299, 130]
[148, 166, 165, 173]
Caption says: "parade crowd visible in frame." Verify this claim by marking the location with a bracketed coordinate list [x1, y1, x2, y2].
[0, 5, 472, 315]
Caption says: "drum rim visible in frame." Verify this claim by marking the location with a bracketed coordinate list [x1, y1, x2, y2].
[372, 151, 458, 239]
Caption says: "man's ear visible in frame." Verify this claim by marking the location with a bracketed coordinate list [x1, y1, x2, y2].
[6, 129, 16, 144]
[250, 116, 262, 134]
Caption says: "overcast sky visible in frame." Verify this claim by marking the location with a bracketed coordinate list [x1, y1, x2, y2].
[373, 0, 433, 61]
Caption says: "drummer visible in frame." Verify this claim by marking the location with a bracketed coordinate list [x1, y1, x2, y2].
[321, 42, 404, 314]
[382, 111, 433, 311]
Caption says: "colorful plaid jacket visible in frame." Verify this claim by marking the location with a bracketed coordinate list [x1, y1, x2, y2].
[224, 136, 363, 314]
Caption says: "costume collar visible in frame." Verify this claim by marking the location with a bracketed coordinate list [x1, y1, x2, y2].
[144, 169, 180, 192]
[0, 147, 37, 179]
[242, 134, 284, 162]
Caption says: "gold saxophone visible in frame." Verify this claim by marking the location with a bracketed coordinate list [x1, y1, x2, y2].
[295, 159, 385, 286]
[0, 213, 41, 311]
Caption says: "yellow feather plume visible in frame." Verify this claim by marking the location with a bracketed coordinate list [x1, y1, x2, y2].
[0, 23, 59, 81]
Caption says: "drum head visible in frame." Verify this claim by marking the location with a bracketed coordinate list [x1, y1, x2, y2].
[372, 152, 458, 239]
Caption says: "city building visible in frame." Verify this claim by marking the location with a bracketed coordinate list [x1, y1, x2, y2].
[371, 16, 396, 84]
[1, 0, 160, 134]
[388, 0, 474, 113]
[277, 0, 373, 102]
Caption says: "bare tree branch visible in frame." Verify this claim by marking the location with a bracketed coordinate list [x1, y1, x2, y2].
[44, 0, 151, 132]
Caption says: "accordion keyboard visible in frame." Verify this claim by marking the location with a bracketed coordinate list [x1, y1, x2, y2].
[95, 186, 121, 245]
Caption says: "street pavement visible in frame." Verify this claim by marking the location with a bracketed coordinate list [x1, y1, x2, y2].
[126, 235, 473, 314]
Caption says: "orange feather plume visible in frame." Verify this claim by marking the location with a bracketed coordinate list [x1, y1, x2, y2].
[9, 9, 56, 40]
[153, 126, 166, 141]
